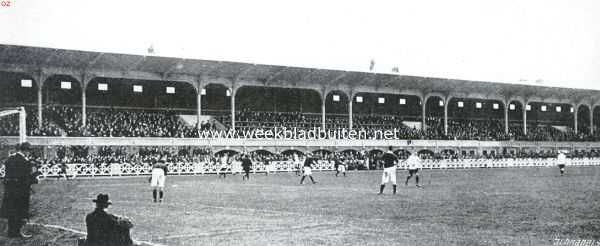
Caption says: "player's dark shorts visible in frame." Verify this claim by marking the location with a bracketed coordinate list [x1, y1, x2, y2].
[243, 168, 250, 174]
[558, 164, 565, 169]
[408, 169, 419, 175]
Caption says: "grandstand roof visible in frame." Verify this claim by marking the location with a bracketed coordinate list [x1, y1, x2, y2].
[0, 44, 599, 107]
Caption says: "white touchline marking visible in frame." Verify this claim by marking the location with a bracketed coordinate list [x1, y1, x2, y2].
[155, 222, 341, 240]
[27, 222, 167, 246]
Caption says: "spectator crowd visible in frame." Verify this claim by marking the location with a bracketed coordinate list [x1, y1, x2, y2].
[1, 105, 600, 142]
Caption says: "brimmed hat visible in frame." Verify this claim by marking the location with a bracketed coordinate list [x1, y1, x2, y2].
[17, 142, 33, 151]
[93, 193, 112, 205]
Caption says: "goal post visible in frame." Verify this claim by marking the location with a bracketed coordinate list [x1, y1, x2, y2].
[0, 106, 27, 143]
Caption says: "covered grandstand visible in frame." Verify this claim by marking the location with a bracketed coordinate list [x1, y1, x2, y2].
[1, 43, 600, 158]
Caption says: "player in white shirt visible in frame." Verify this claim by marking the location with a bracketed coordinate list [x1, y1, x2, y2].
[218, 154, 230, 178]
[293, 153, 302, 176]
[556, 150, 568, 176]
[405, 152, 422, 187]
[150, 159, 168, 203]
[231, 155, 242, 175]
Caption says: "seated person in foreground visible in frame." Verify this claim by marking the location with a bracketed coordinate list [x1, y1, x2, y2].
[85, 193, 134, 246]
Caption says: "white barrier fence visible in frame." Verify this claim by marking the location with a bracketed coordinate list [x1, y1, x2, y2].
[0, 160, 336, 178]
[1, 158, 599, 178]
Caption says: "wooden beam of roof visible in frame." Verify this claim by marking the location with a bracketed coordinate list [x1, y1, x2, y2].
[86, 52, 104, 69]
[41, 48, 60, 67]
[300, 69, 318, 83]
[162, 58, 186, 78]
[328, 72, 348, 86]
[124, 56, 147, 73]
[233, 64, 256, 81]
[265, 66, 288, 84]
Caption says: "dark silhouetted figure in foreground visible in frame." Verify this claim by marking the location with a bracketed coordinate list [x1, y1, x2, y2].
[85, 193, 134, 246]
[1, 142, 36, 238]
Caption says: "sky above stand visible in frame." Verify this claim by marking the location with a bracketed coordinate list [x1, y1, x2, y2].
[1, 0, 599, 90]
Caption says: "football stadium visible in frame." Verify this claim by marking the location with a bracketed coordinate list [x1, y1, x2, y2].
[0, 43, 599, 245]
[1, 1, 600, 245]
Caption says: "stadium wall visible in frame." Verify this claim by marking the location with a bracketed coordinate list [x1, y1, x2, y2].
[2, 136, 599, 155]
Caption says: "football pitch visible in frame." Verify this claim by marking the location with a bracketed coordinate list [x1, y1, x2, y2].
[1, 166, 600, 246]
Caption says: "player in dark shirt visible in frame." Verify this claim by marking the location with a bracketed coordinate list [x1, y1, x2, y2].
[334, 158, 346, 177]
[300, 153, 318, 184]
[379, 146, 399, 194]
[241, 154, 253, 180]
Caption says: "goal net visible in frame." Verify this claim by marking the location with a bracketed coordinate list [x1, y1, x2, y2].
[0, 106, 27, 143]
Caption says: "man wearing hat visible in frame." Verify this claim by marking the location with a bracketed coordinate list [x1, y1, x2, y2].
[85, 193, 134, 246]
[1, 142, 35, 238]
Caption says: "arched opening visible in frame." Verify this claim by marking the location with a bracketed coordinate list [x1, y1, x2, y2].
[577, 105, 590, 135]
[43, 75, 81, 105]
[250, 149, 274, 156]
[446, 98, 505, 140]
[281, 149, 305, 156]
[233, 86, 322, 130]
[594, 106, 600, 135]
[440, 149, 458, 159]
[326, 90, 349, 129]
[202, 83, 231, 114]
[0, 71, 38, 107]
[368, 149, 384, 169]
[86, 78, 196, 111]
[424, 95, 444, 136]
[214, 149, 239, 157]
[0, 72, 44, 136]
[417, 149, 435, 159]
[312, 149, 332, 157]
[508, 100, 524, 138]
[393, 149, 411, 159]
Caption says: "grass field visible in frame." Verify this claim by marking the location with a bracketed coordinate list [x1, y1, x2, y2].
[1, 166, 600, 246]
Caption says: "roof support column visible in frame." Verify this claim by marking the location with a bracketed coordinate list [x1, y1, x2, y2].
[231, 86, 238, 131]
[421, 100, 427, 131]
[79, 73, 94, 127]
[35, 71, 48, 127]
[573, 104, 578, 134]
[37, 84, 43, 127]
[443, 96, 451, 136]
[523, 101, 528, 135]
[348, 96, 353, 130]
[590, 107, 594, 135]
[81, 89, 86, 127]
[196, 79, 206, 124]
[321, 93, 326, 130]
[443, 100, 448, 136]
[504, 101, 509, 134]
